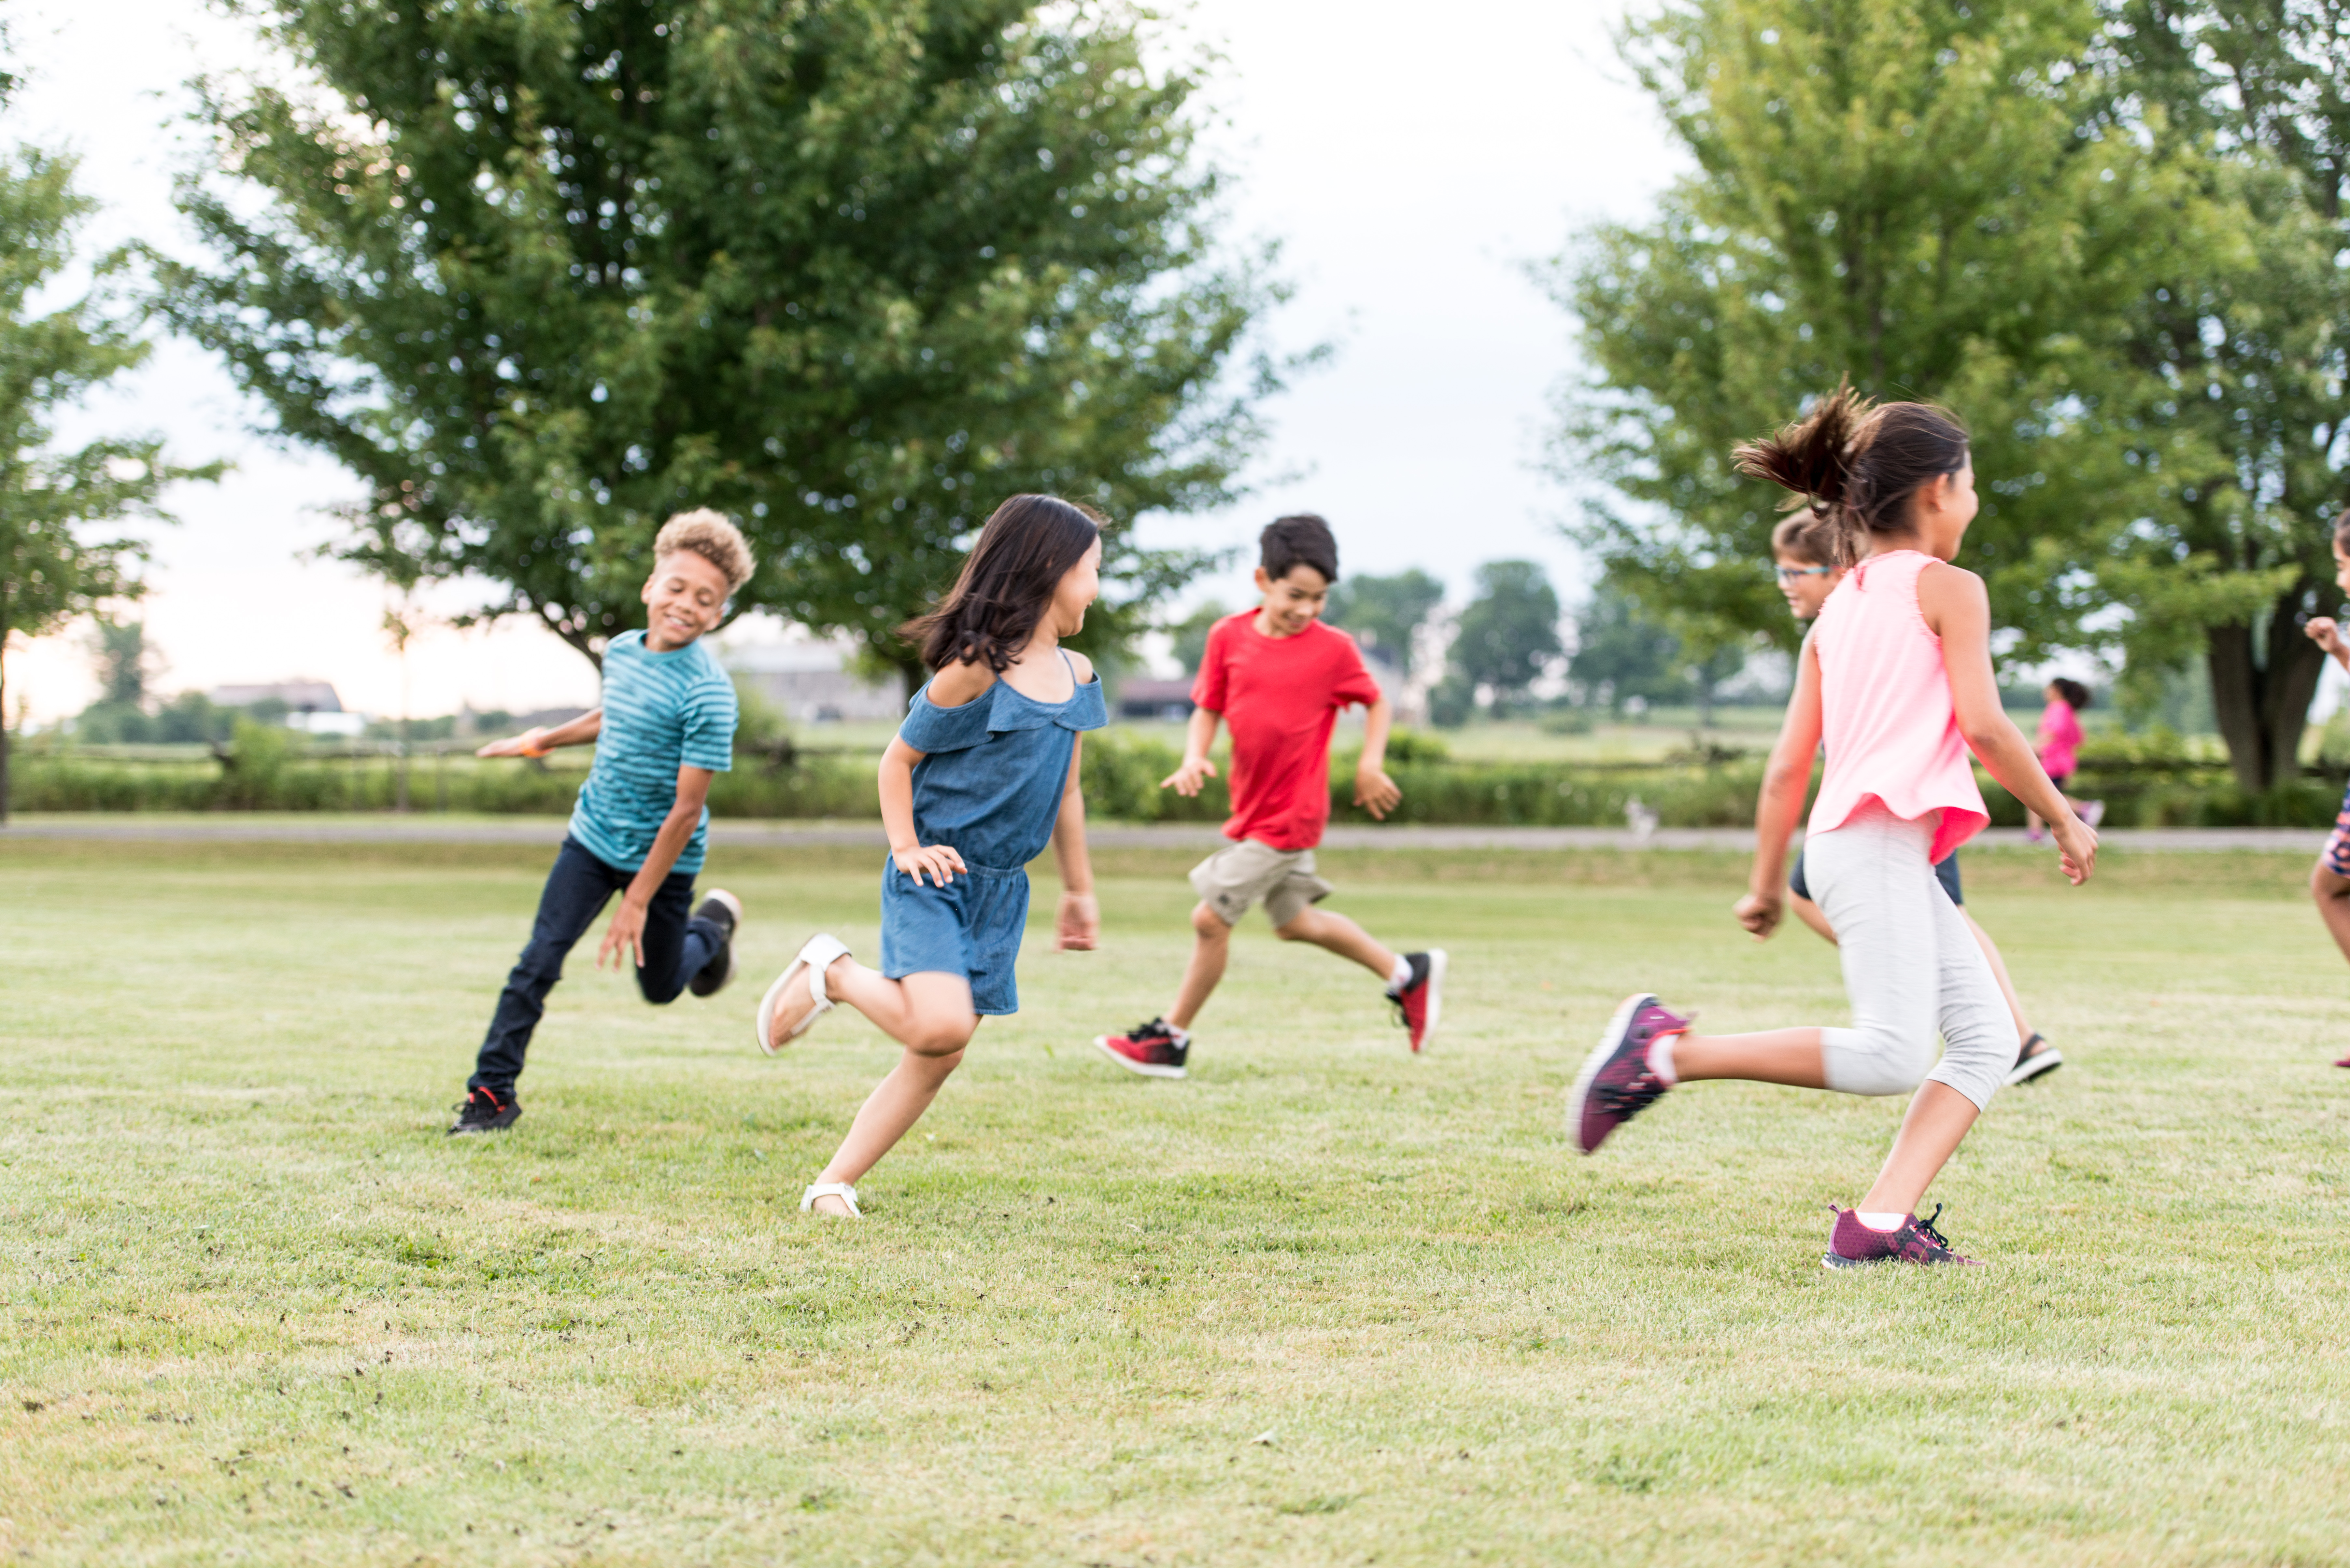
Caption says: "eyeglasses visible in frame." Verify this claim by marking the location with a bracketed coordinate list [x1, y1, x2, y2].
[1774, 565, 1834, 583]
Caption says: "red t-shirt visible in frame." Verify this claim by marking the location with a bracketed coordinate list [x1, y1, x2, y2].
[1190, 612, 1384, 850]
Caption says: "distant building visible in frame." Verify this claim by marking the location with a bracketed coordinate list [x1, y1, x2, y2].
[727, 642, 907, 723]
[1118, 677, 1196, 721]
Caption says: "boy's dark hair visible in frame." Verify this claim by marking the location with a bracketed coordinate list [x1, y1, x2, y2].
[1260, 514, 1339, 584]
[1769, 512, 1839, 567]
[901, 494, 1103, 672]
[2050, 677, 2091, 710]
[1734, 383, 1970, 568]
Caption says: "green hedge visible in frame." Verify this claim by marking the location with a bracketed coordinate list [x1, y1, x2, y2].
[9, 726, 2344, 829]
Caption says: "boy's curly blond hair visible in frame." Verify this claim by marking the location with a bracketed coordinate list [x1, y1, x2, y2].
[655, 508, 756, 591]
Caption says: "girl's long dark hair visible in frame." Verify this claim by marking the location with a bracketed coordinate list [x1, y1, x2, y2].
[901, 494, 1103, 672]
[1733, 384, 1970, 567]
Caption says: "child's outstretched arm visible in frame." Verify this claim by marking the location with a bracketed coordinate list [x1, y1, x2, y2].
[1353, 694, 1402, 819]
[1162, 705, 1222, 795]
[1922, 562, 2096, 885]
[1734, 635, 1824, 939]
[477, 708, 602, 758]
[1051, 736, 1098, 950]
[879, 737, 966, 887]
[596, 764, 714, 970]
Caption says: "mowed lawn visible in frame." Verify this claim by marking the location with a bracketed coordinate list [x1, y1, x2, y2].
[4, 837, 2349, 1567]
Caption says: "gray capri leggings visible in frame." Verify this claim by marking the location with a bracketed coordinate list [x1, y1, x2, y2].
[1804, 802, 2016, 1109]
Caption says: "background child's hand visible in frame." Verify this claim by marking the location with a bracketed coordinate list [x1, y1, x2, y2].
[893, 843, 968, 887]
[476, 726, 550, 759]
[2053, 816, 2098, 886]
[1055, 890, 1099, 951]
[1733, 890, 1781, 940]
[597, 896, 647, 971]
[1353, 766, 1401, 820]
[1160, 755, 1218, 797]
[2309, 616, 2345, 658]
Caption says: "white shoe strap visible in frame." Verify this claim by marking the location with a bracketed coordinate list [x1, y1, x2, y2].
[797, 933, 851, 1013]
[800, 1181, 860, 1217]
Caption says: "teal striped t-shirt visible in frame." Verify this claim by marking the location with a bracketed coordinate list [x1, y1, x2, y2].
[568, 630, 737, 875]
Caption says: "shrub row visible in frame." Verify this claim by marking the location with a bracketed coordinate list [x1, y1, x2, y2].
[9, 730, 2345, 829]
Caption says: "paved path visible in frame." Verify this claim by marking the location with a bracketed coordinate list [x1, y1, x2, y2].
[0, 815, 2329, 854]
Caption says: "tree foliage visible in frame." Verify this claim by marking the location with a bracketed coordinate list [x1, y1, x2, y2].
[0, 103, 221, 815]
[156, 0, 1284, 681]
[1325, 567, 1443, 676]
[1449, 560, 1563, 703]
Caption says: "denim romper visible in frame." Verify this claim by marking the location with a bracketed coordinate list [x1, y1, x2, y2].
[879, 651, 1107, 1013]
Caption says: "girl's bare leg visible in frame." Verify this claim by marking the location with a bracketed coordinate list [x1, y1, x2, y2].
[1858, 1082, 1980, 1214]
[2312, 864, 2350, 965]
[1790, 892, 1838, 945]
[1672, 1028, 1829, 1089]
[807, 963, 979, 1215]
[1962, 913, 2031, 1046]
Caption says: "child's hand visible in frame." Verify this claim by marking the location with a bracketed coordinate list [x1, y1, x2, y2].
[598, 896, 647, 971]
[2310, 616, 2345, 658]
[2052, 815, 2098, 886]
[1733, 890, 1781, 940]
[476, 726, 550, 759]
[1353, 766, 1401, 820]
[893, 842, 968, 888]
[1055, 890, 1099, 951]
[1160, 755, 1218, 797]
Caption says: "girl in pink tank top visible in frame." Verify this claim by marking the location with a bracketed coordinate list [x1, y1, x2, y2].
[1564, 387, 2098, 1270]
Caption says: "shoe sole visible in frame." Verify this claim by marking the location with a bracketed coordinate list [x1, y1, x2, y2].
[2004, 1045, 2063, 1086]
[1820, 1251, 1985, 1270]
[1565, 992, 1654, 1155]
[1091, 1034, 1187, 1079]
[447, 1111, 521, 1137]
[1410, 949, 1449, 1053]
[755, 935, 842, 1057]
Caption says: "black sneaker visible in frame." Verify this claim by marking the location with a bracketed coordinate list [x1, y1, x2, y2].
[688, 889, 743, 998]
[2005, 1031, 2062, 1086]
[1093, 1017, 1190, 1079]
[447, 1085, 521, 1135]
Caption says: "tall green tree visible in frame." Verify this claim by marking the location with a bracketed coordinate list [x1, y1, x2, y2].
[156, 0, 1282, 685]
[1450, 560, 1563, 707]
[2093, 2, 2350, 791]
[1566, 582, 1687, 714]
[0, 108, 220, 817]
[1550, 3, 2206, 669]
[1325, 567, 1443, 676]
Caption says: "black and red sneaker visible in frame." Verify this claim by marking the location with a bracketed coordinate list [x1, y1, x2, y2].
[1564, 992, 1688, 1155]
[1822, 1204, 1982, 1269]
[1094, 1018, 1189, 1080]
[446, 1085, 521, 1136]
[1387, 950, 1447, 1053]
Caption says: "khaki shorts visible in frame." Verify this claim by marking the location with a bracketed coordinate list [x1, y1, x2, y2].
[1189, 839, 1334, 929]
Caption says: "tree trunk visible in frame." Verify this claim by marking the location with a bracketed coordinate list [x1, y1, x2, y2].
[2207, 597, 2329, 793]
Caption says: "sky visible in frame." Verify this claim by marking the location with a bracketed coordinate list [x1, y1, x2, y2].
[2, 0, 1685, 725]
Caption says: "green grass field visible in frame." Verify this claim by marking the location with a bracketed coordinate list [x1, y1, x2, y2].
[5, 839, 2350, 1566]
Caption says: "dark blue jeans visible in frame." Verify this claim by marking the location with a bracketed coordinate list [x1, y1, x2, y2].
[469, 836, 723, 1093]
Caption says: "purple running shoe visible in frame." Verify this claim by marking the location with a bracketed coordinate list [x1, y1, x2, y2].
[1821, 1204, 1983, 1269]
[1565, 992, 1690, 1155]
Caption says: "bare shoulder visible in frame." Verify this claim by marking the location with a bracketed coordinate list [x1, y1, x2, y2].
[926, 656, 999, 710]
[1064, 649, 1096, 684]
[1916, 558, 1986, 606]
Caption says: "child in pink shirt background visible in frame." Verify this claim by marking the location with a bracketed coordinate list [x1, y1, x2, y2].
[2026, 677, 2103, 839]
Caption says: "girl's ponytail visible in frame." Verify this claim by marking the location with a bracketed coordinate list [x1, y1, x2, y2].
[1734, 384, 1865, 565]
[1734, 384, 1969, 568]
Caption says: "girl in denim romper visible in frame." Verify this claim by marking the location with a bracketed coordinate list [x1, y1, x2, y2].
[753, 495, 1108, 1219]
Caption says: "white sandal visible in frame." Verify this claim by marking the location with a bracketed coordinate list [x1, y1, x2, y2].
[755, 934, 851, 1056]
[800, 1181, 861, 1218]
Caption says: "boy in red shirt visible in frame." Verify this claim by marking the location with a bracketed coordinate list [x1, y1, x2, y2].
[1094, 515, 1446, 1078]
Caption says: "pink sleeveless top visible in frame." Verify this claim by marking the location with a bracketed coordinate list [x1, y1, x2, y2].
[1807, 549, 1988, 861]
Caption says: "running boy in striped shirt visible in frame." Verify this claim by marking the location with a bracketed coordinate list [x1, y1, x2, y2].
[447, 510, 754, 1134]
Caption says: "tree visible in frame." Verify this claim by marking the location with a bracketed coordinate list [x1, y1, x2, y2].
[1, 101, 220, 817]
[1325, 568, 1443, 676]
[1550, 5, 2203, 669]
[1566, 583, 1687, 714]
[1450, 560, 1563, 708]
[1168, 598, 1225, 674]
[156, 0, 1284, 686]
[2093, 2, 2350, 792]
